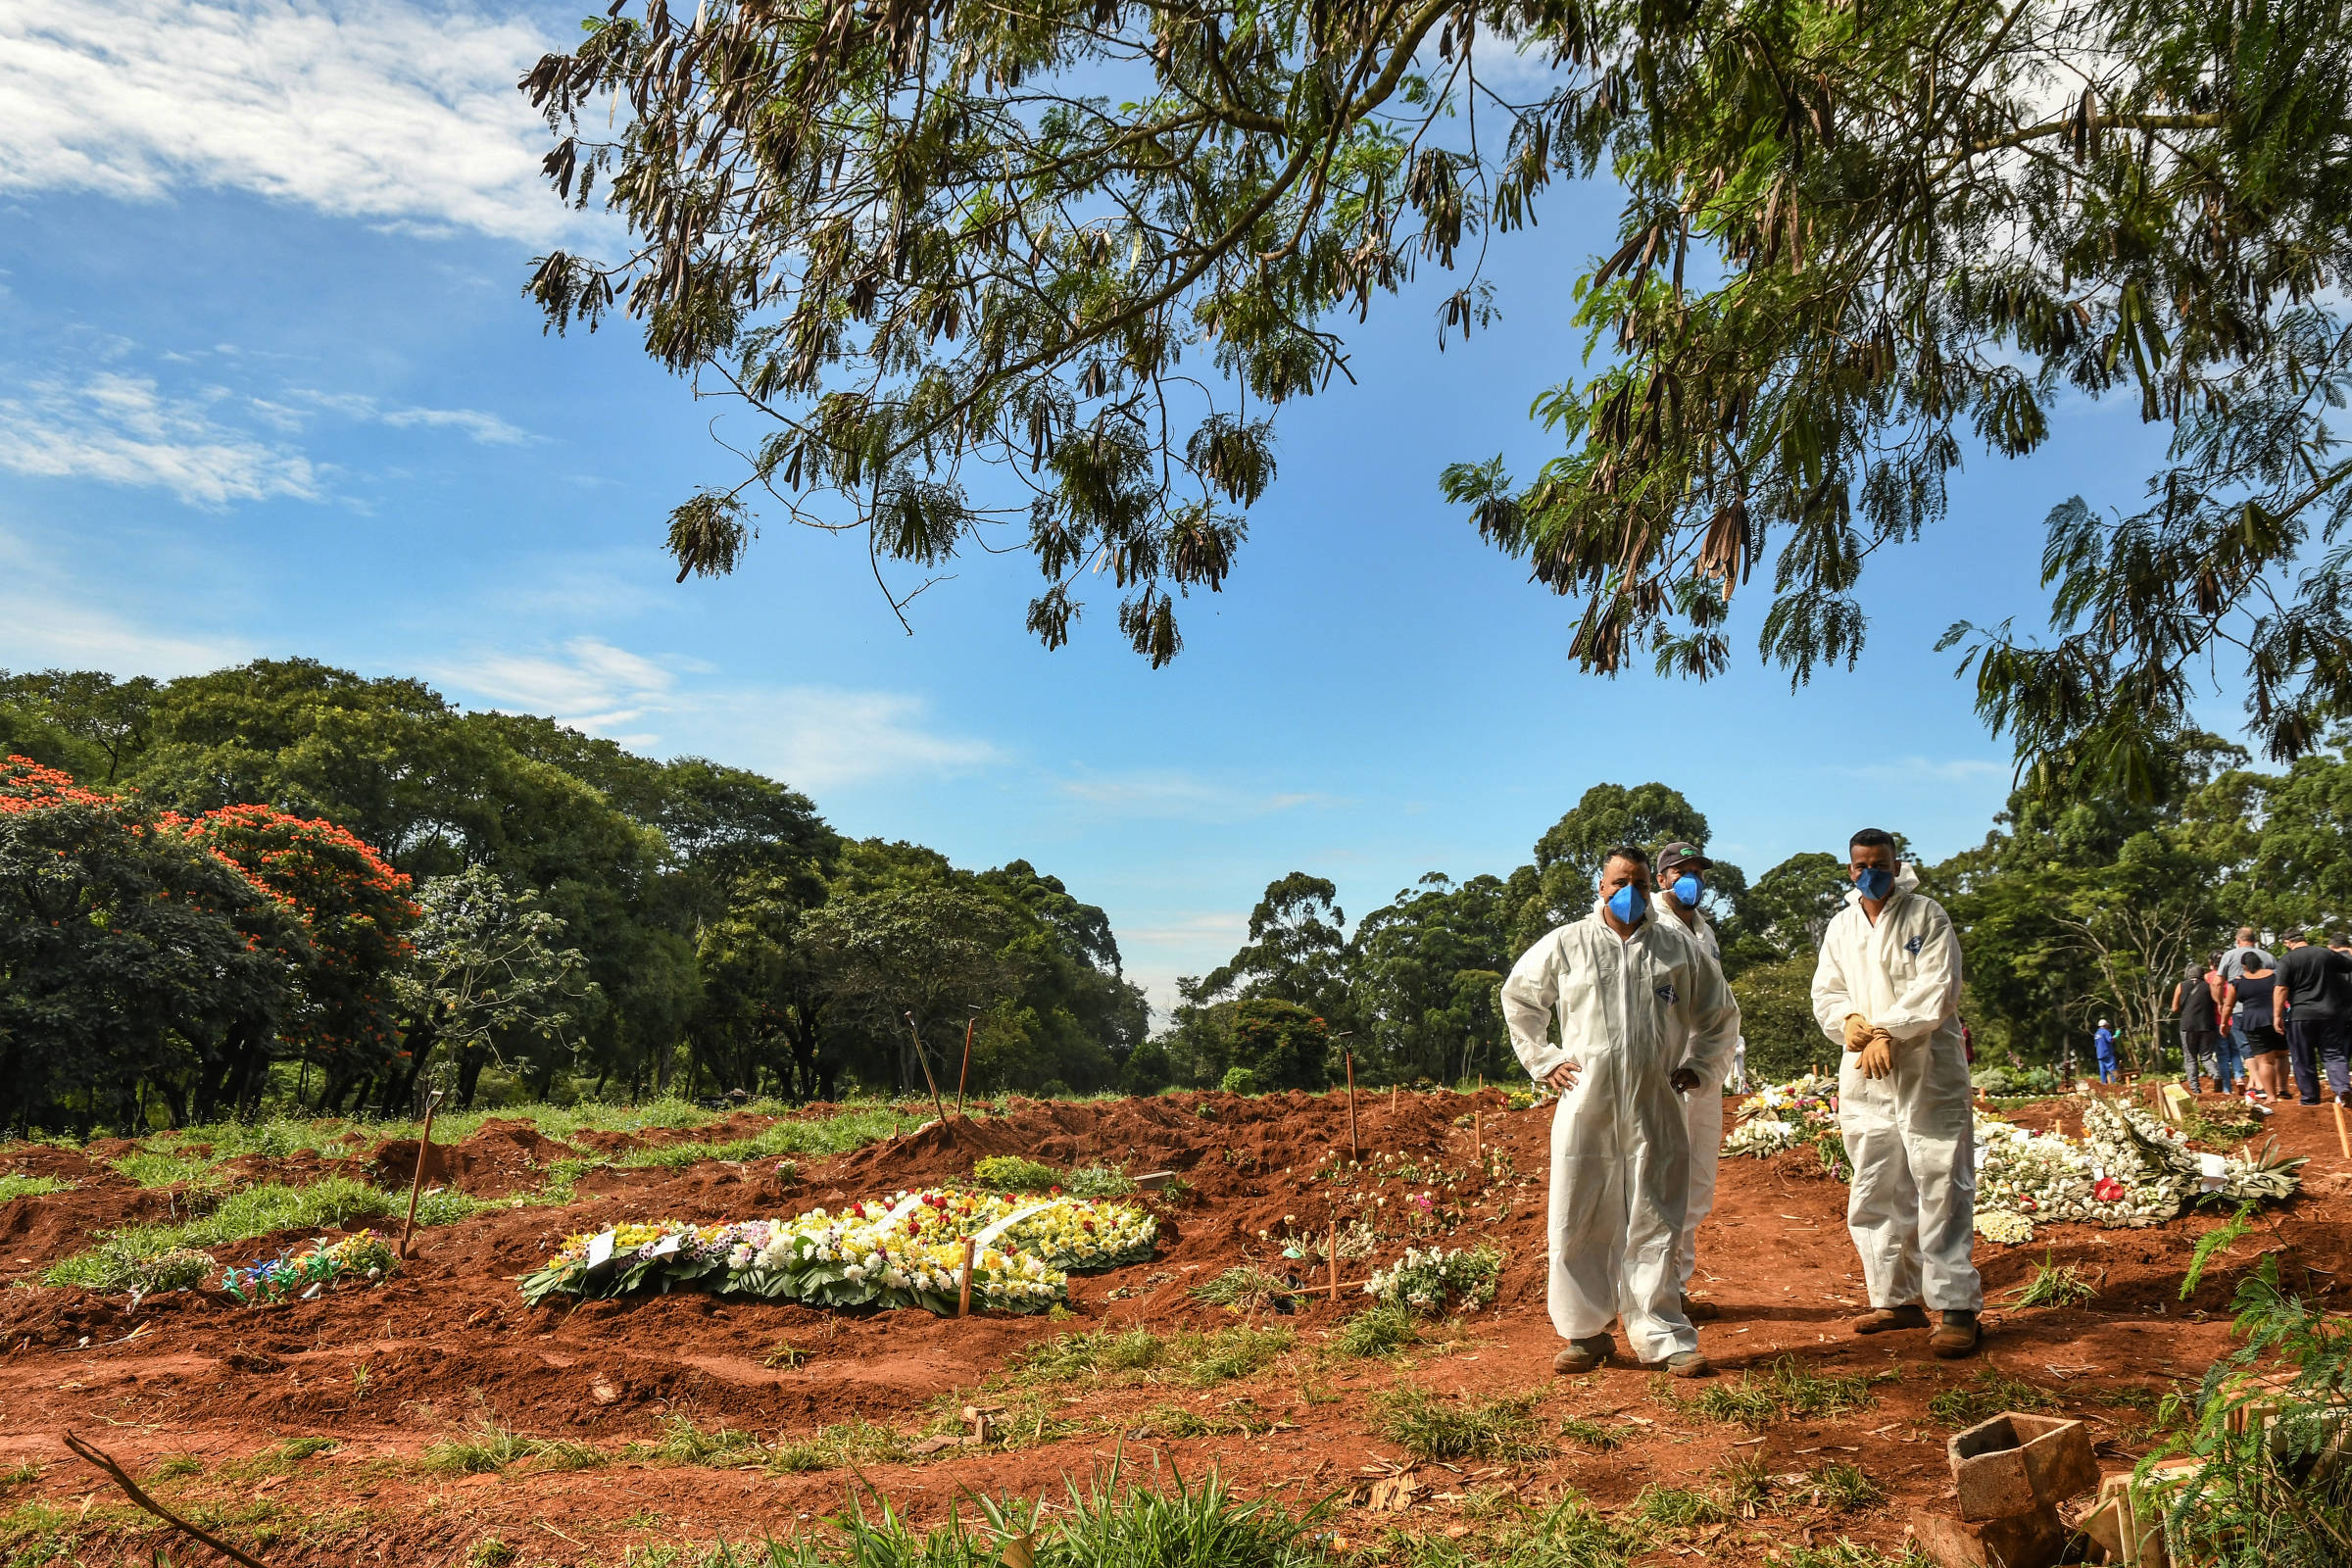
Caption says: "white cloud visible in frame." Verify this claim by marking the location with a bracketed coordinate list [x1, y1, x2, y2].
[0, 0, 578, 244]
[283, 388, 537, 445]
[0, 372, 323, 507]
[429, 637, 1004, 792]
[1860, 756, 2012, 784]
[1058, 768, 1340, 819]
[0, 528, 249, 674]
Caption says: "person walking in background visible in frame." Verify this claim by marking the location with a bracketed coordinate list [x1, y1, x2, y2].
[1652, 842, 1740, 1325]
[2092, 1019, 2119, 1084]
[1812, 829, 1983, 1358]
[2217, 928, 2271, 1093]
[2276, 930, 2352, 1105]
[1501, 844, 1741, 1379]
[2224, 953, 2287, 1101]
[2172, 961, 2221, 1092]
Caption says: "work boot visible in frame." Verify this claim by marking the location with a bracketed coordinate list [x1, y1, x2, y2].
[1552, 1335, 1613, 1375]
[1852, 1303, 1931, 1335]
[1930, 1310, 1983, 1359]
[1664, 1348, 1713, 1379]
[1681, 1294, 1722, 1322]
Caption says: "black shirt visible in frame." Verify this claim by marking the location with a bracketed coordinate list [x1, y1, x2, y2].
[2277, 944, 2352, 1020]
[2180, 975, 2218, 1031]
[2233, 972, 2281, 1036]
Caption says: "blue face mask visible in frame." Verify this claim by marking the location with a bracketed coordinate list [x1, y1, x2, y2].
[1855, 864, 1895, 901]
[1607, 882, 1647, 923]
[1672, 873, 1703, 907]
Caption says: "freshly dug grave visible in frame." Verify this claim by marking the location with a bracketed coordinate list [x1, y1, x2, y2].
[0, 1087, 2345, 1567]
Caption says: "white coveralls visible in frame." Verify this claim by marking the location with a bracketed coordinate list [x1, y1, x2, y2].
[1502, 901, 1742, 1362]
[1667, 905, 1742, 1292]
[1809, 863, 1983, 1312]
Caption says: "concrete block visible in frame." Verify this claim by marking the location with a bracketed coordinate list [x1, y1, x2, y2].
[1912, 1504, 2069, 1568]
[1949, 1412, 2098, 1521]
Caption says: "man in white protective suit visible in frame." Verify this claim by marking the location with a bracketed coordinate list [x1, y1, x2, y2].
[1501, 843, 1742, 1378]
[1651, 842, 1742, 1323]
[1810, 828, 1984, 1358]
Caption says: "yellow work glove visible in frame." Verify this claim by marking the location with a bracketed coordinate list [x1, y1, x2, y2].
[1842, 1013, 1875, 1051]
[1857, 1028, 1898, 1079]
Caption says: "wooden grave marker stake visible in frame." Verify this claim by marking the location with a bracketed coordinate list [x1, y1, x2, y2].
[398, 1090, 443, 1260]
[958, 1235, 977, 1317]
[1345, 1052, 1359, 1162]
[2335, 1101, 2350, 1160]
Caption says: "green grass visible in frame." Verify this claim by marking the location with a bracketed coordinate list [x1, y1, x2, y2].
[2003, 1250, 2100, 1308]
[1379, 1495, 1636, 1568]
[972, 1154, 1137, 1196]
[39, 1176, 473, 1287]
[1375, 1388, 1552, 1462]
[616, 1105, 910, 1169]
[110, 1149, 228, 1189]
[768, 1420, 912, 1473]
[1335, 1301, 1423, 1357]
[1802, 1462, 1886, 1512]
[419, 1423, 550, 1475]
[1557, 1416, 1626, 1452]
[0, 1465, 37, 1491]
[1187, 1264, 1291, 1308]
[1016, 1325, 1169, 1381]
[1686, 1355, 1884, 1428]
[1134, 1401, 1276, 1439]
[1181, 1325, 1296, 1386]
[1766, 1543, 1934, 1568]
[0, 1175, 71, 1203]
[1927, 1366, 2060, 1429]
[1629, 1484, 1732, 1527]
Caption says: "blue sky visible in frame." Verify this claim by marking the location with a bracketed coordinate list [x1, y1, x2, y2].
[0, 1, 2193, 1011]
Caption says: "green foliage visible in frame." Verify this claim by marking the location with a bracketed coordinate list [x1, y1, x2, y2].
[2137, 1257, 2352, 1568]
[1513, 785, 1712, 952]
[2180, 1201, 2262, 1301]
[1732, 951, 1835, 1084]
[1375, 1388, 1551, 1462]
[1928, 1368, 2060, 1430]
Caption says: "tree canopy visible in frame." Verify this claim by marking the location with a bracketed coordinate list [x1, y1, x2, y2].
[0, 661, 1146, 1131]
[522, 0, 2352, 780]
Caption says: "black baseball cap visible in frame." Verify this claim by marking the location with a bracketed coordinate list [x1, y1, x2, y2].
[1656, 842, 1712, 873]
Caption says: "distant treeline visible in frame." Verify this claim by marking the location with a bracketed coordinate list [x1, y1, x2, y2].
[0, 661, 1145, 1133]
[1158, 734, 2352, 1091]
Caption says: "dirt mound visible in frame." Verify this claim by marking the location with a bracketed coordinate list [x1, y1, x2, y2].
[368, 1118, 581, 1198]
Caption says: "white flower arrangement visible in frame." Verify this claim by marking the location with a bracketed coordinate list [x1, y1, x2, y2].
[517, 1187, 1156, 1314]
[1362, 1243, 1503, 1315]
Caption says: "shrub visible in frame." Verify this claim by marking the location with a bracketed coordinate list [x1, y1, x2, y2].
[1219, 1066, 1261, 1095]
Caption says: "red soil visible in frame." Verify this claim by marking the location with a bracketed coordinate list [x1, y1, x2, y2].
[1, 1086, 2345, 1566]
